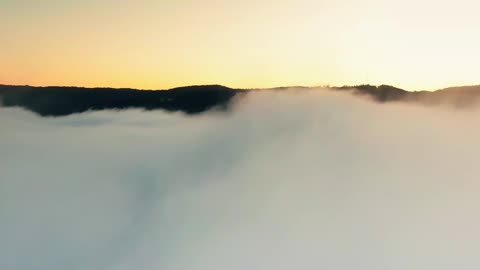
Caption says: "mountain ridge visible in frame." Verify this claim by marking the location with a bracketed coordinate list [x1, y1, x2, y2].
[1, 84, 480, 117]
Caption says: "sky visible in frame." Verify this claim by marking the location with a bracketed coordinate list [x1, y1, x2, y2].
[1, 0, 479, 90]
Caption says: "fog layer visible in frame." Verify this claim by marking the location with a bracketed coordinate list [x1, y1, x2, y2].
[1, 90, 480, 270]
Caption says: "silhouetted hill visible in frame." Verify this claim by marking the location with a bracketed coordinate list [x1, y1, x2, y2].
[1, 84, 480, 117]
[336, 85, 409, 102]
[409, 85, 480, 107]
[336, 84, 480, 107]
[0, 85, 240, 116]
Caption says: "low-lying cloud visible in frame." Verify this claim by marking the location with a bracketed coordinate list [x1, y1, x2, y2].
[1, 90, 480, 270]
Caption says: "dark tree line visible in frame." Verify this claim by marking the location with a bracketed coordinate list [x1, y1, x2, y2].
[1, 83, 480, 117]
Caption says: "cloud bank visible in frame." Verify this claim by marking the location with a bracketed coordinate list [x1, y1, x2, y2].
[1, 90, 480, 270]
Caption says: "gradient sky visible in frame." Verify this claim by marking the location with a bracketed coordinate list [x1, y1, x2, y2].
[1, 0, 479, 90]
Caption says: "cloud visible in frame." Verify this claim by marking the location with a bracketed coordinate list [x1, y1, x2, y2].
[1, 90, 480, 270]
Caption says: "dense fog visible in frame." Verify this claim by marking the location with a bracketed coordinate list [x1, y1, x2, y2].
[2, 90, 480, 270]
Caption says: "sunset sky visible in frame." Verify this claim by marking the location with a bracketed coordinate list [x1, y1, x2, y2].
[2, 0, 479, 90]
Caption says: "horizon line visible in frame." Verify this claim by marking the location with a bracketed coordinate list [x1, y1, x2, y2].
[2, 82, 480, 93]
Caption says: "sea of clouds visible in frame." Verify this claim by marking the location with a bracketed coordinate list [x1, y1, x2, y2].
[1, 89, 480, 270]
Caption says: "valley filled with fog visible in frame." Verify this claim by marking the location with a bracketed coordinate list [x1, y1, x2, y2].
[2, 90, 480, 270]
